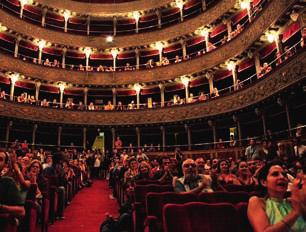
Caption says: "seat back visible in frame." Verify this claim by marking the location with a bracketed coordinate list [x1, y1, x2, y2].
[224, 184, 259, 193]
[0, 214, 18, 232]
[198, 191, 250, 204]
[134, 184, 173, 204]
[163, 202, 241, 232]
[146, 192, 198, 221]
[235, 202, 253, 232]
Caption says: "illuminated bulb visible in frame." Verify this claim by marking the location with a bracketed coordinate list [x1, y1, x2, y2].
[155, 41, 164, 52]
[240, 0, 250, 10]
[133, 11, 141, 21]
[227, 61, 236, 71]
[10, 73, 19, 84]
[111, 49, 119, 59]
[106, 36, 113, 43]
[181, 76, 190, 87]
[37, 40, 46, 50]
[63, 10, 71, 21]
[175, 0, 184, 10]
[84, 47, 92, 58]
[58, 83, 65, 92]
[134, 83, 141, 93]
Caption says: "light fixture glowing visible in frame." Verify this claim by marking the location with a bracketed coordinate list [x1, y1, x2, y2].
[0, 23, 7, 32]
[133, 11, 141, 21]
[240, 0, 250, 10]
[63, 10, 71, 21]
[19, 0, 33, 7]
[37, 40, 46, 50]
[58, 83, 66, 92]
[106, 36, 113, 43]
[134, 83, 142, 93]
[226, 61, 236, 71]
[10, 73, 19, 84]
[175, 0, 184, 10]
[266, 31, 278, 43]
[181, 76, 190, 87]
[111, 48, 119, 59]
[84, 47, 92, 58]
[155, 41, 164, 52]
[199, 27, 209, 37]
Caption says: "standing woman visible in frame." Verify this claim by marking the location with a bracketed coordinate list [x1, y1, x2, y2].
[248, 162, 305, 232]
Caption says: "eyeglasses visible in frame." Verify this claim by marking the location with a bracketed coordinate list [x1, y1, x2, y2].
[183, 163, 196, 168]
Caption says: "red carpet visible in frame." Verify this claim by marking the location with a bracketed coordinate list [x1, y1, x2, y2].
[49, 180, 119, 232]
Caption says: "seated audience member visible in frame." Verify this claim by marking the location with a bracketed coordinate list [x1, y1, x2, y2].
[187, 93, 196, 103]
[258, 62, 272, 78]
[0, 151, 25, 217]
[211, 87, 219, 98]
[233, 161, 258, 186]
[41, 99, 49, 107]
[134, 161, 153, 181]
[248, 162, 305, 232]
[146, 59, 154, 69]
[17, 93, 26, 103]
[43, 58, 51, 67]
[284, 46, 294, 60]
[97, 65, 104, 72]
[198, 92, 207, 101]
[53, 59, 60, 68]
[116, 101, 124, 111]
[104, 101, 114, 111]
[51, 99, 58, 108]
[217, 159, 238, 185]
[174, 55, 182, 63]
[77, 101, 86, 111]
[0, 90, 7, 99]
[79, 64, 85, 71]
[88, 102, 95, 111]
[161, 56, 170, 66]
[124, 63, 133, 71]
[229, 135, 237, 147]
[174, 159, 212, 193]
[28, 95, 36, 105]
[127, 101, 135, 110]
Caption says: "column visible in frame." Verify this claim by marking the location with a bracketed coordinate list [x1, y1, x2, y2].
[41, 7, 48, 27]
[225, 19, 232, 40]
[111, 49, 118, 70]
[59, 85, 65, 108]
[136, 127, 140, 148]
[32, 124, 38, 146]
[35, 80, 41, 101]
[136, 88, 140, 109]
[63, 10, 70, 33]
[229, 63, 238, 90]
[160, 126, 166, 151]
[232, 115, 242, 146]
[159, 84, 165, 107]
[10, 74, 18, 101]
[206, 72, 214, 95]
[84, 87, 88, 106]
[87, 16, 90, 36]
[255, 108, 266, 137]
[135, 48, 140, 70]
[181, 77, 189, 100]
[156, 9, 161, 29]
[176, 0, 184, 22]
[204, 31, 210, 52]
[62, 47, 67, 69]
[254, 52, 261, 78]
[57, 126, 62, 147]
[185, 124, 191, 150]
[180, 39, 187, 59]
[208, 120, 216, 148]
[113, 16, 117, 36]
[201, 0, 207, 11]
[5, 121, 13, 148]
[83, 128, 87, 149]
[111, 128, 116, 149]
[14, 35, 22, 58]
[285, 102, 292, 137]
[112, 88, 116, 106]
[37, 40, 46, 65]
[133, 11, 140, 33]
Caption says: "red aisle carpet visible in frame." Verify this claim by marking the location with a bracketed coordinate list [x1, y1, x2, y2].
[49, 180, 119, 232]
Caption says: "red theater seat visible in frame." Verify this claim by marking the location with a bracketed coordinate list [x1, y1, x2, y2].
[0, 213, 19, 232]
[163, 202, 242, 232]
[198, 191, 250, 204]
[145, 192, 198, 232]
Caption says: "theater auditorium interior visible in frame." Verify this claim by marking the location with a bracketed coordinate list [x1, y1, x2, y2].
[0, 0, 305, 231]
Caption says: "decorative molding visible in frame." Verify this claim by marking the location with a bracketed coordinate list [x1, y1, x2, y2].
[0, 51, 304, 125]
[0, 0, 294, 86]
[35, 0, 174, 15]
[0, 0, 235, 49]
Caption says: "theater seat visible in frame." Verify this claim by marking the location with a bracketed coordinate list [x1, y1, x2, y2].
[235, 202, 254, 232]
[145, 192, 198, 232]
[0, 213, 19, 232]
[198, 191, 250, 204]
[224, 184, 259, 193]
[163, 202, 241, 232]
[133, 184, 173, 232]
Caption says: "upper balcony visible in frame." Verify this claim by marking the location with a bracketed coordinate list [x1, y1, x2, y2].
[0, 0, 235, 48]
[0, 50, 304, 125]
[0, 0, 298, 86]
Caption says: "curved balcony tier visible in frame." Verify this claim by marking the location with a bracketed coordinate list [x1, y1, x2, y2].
[0, 0, 235, 48]
[35, 0, 175, 15]
[0, 51, 304, 125]
[0, 0, 293, 86]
